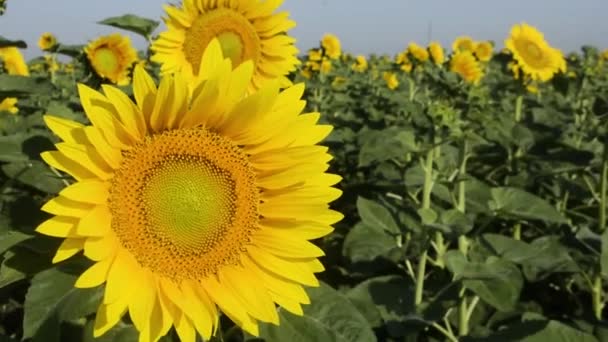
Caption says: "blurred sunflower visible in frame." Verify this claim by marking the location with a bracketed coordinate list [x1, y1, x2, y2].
[395, 51, 408, 65]
[85, 33, 137, 85]
[0, 47, 29, 76]
[308, 49, 322, 62]
[38, 40, 341, 342]
[601, 49, 608, 61]
[383, 71, 399, 90]
[151, 0, 299, 91]
[408, 42, 429, 62]
[474, 41, 493, 62]
[320, 58, 332, 74]
[428, 41, 445, 65]
[452, 36, 476, 53]
[38, 32, 58, 51]
[351, 55, 368, 72]
[321, 33, 341, 60]
[505, 23, 564, 81]
[331, 76, 347, 89]
[0, 97, 18, 114]
[450, 51, 483, 84]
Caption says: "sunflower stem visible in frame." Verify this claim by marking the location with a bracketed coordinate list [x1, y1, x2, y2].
[514, 94, 523, 123]
[456, 139, 471, 337]
[416, 146, 436, 306]
[593, 274, 604, 321]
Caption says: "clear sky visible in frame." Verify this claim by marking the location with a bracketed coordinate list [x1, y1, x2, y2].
[1, 0, 607, 59]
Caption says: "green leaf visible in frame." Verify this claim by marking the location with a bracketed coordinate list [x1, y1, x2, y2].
[447, 255, 523, 312]
[98, 14, 159, 38]
[342, 223, 397, 263]
[467, 317, 598, 342]
[357, 197, 401, 235]
[489, 187, 567, 224]
[2, 160, 66, 194]
[521, 237, 580, 281]
[0, 75, 55, 96]
[481, 234, 539, 264]
[54, 44, 84, 58]
[417, 208, 438, 225]
[23, 267, 102, 340]
[346, 275, 416, 337]
[0, 247, 53, 288]
[259, 283, 377, 342]
[0, 224, 31, 255]
[0, 35, 27, 48]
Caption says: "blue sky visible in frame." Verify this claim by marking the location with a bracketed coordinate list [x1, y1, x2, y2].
[1, 0, 606, 59]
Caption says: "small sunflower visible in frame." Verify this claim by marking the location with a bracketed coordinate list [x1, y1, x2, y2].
[320, 58, 332, 74]
[38, 32, 58, 51]
[351, 55, 368, 73]
[400, 62, 413, 73]
[321, 33, 341, 60]
[505, 23, 564, 81]
[474, 41, 493, 62]
[408, 42, 429, 62]
[85, 33, 137, 85]
[428, 41, 445, 65]
[308, 49, 322, 62]
[383, 72, 399, 90]
[452, 36, 476, 53]
[0, 97, 18, 114]
[38, 40, 341, 342]
[151, 0, 299, 92]
[395, 51, 409, 65]
[450, 51, 483, 84]
[0, 47, 29, 76]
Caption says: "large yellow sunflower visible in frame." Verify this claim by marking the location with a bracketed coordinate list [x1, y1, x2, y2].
[450, 51, 483, 84]
[151, 0, 299, 92]
[38, 40, 341, 342]
[505, 23, 563, 82]
[321, 33, 341, 60]
[0, 47, 29, 76]
[84, 33, 138, 85]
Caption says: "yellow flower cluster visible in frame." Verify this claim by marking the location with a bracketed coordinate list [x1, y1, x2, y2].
[301, 34, 343, 78]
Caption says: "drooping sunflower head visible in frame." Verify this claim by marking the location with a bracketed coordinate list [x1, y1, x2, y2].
[0, 97, 18, 114]
[383, 71, 399, 90]
[151, 0, 299, 92]
[0, 47, 29, 76]
[450, 51, 483, 84]
[505, 23, 563, 82]
[408, 42, 429, 62]
[452, 36, 476, 53]
[351, 55, 368, 72]
[474, 41, 493, 62]
[321, 33, 341, 60]
[38, 40, 341, 342]
[84, 33, 138, 85]
[428, 41, 445, 65]
[38, 32, 58, 51]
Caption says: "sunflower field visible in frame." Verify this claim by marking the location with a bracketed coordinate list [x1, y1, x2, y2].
[2, 1, 608, 341]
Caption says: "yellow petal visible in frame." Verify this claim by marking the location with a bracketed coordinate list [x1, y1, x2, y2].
[41, 151, 96, 181]
[52, 238, 85, 263]
[253, 229, 325, 258]
[59, 180, 109, 205]
[75, 256, 114, 288]
[128, 269, 158, 333]
[84, 234, 118, 261]
[76, 205, 112, 237]
[133, 65, 157, 128]
[104, 249, 140, 304]
[83, 127, 123, 170]
[101, 84, 146, 139]
[55, 143, 113, 180]
[246, 245, 319, 286]
[180, 280, 215, 339]
[36, 216, 78, 237]
[93, 296, 129, 337]
[43, 115, 84, 143]
[41, 196, 94, 217]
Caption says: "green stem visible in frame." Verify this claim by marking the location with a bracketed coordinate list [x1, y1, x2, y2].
[416, 148, 435, 306]
[513, 222, 522, 240]
[415, 250, 428, 307]
[593, 274, 604, 320]
[457, 139, 470, 336]
[458, 295, 469, 336]
[514, 95, 523, 122]
[408, 78, 416, 101]
[599, 138, 608, 232]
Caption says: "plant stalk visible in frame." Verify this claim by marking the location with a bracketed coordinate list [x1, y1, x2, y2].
[416, 148, 436, 306]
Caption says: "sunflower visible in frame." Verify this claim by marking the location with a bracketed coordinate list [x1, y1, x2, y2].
[151, 0, 299, 92]
[85, 33, 137, 85]
[321, 33, 341, 60]
[320, 58, 332, 74]
[408, 42, 429, 62]
[474, 41, 493, 62]
[308, 49, 322, 62]
[0, 47, 29, 76]
[450, 51, 483, 84]
[38, 40, 341, 342]
[395, 51, 408, 65]
[428, 41, 445, 65]
[351, 55, 368, 73]
[0, 97, 18, 114]
[383, 72, 399, 90]
[505, 23, 564, 81]
[452, 36, 476, 53]
[38, 32, 58, 51]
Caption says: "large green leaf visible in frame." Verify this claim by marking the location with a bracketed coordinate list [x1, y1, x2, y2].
[98, 14, 159, 38]
[259, 283, 377, 342]
[489, 187, 567, 224]
[467, 317, 598, 342]
[0, 75, 55, 96]
[2, 160, 66, 194]
[356, 196, 401, 235]
[23, 267, 103, 340]
[0, 35, 26, 48]
[342, 223, 398, 263]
